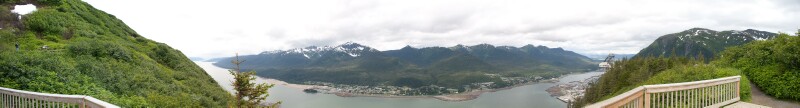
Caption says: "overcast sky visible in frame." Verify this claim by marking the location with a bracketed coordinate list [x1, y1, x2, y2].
[81, 0, 800, 58]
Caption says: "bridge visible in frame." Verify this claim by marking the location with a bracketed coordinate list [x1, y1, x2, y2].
[0, 87, 119, 108]
[585, 76, 768, 108]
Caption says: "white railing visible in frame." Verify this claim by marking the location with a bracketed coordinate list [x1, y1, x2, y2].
[586, 76, 741, 108]
[0, 87, 119, 108]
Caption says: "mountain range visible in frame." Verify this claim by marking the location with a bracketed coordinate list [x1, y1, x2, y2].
[635, 28, 777, 59]
[214, 42, 596, 88]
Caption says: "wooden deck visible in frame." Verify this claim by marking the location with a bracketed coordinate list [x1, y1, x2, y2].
[724, 102, 770, 108]
[585, 76, 770, 108]
[0, 87, 118, 108]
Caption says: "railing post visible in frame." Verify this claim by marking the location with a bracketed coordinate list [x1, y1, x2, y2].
[643, 91, 650, 108]
[735, 80, 740, 99]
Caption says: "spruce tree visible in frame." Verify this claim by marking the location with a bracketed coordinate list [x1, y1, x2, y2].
[230, 53, 281, 108]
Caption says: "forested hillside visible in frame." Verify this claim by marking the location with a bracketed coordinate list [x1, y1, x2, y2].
[0, 0, 230, 107]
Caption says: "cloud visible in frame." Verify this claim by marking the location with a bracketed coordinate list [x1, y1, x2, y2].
[83, 0, 800, 58]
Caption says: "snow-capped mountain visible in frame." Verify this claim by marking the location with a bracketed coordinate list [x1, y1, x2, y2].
[259, 42, 381, 59]
[636, 28, 778, 59]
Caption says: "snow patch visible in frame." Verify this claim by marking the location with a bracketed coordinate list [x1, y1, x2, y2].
[755, 37, 768, 41]
[261, 42, 376, 58]
[693, 30, 708, 36]
[347, 53, 359, 57]
[12, 4, 36, 15]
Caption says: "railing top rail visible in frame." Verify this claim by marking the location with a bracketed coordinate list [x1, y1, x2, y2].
[84, 96, 120, 108]
[642, 76, 740, 90]
[585, 86, 645, 108]
[0, 86, 120, 108]
[0, 87, 85, 99]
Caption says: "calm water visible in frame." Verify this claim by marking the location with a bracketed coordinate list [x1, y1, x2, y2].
[196, 62, 604, 108]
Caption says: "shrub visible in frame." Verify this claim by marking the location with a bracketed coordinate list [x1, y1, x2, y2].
[67, 38, 132, 61]
[149, 43, 185, 69]
[37, 0, 64, 6]
[23, 9, 72, 35]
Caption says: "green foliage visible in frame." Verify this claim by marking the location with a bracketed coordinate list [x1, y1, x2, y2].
[0, 51, 94, 94]
[37, 0, 64, 6]
[0, 0, 231, 107]
[149, 43, 188, 69]
[0, 0, 22, 4]
[23, 9, 73, 35]
[67, 38, 131, 61]
[716, 33, 800, 100]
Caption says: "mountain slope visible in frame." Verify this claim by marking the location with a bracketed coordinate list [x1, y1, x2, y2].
[383, 46, 461, 67]
[636, 28, 777, 59]
[0, 0, 230, 107]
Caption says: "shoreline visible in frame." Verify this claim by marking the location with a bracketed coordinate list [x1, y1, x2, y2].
[323, 72, 593, 101]
[257, 76, 562, 102]
[331, 81, 546, 101]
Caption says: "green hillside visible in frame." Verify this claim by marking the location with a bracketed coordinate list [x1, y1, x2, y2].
[0, 0, 230, 107]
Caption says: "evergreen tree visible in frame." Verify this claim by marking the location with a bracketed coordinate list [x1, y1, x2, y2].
[230, 53, 281, 108]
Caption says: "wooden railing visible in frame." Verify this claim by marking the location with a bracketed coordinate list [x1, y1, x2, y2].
[0, 87, 119, 108]
[585, 76, 741, 108]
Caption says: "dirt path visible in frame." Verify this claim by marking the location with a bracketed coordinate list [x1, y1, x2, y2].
[749, 82, 800, 108]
